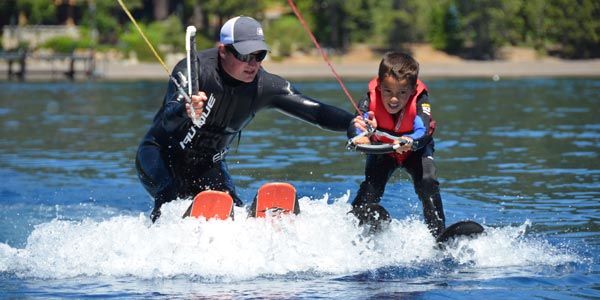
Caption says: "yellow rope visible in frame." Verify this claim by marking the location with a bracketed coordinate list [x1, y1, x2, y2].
[117, 0, 170, 74]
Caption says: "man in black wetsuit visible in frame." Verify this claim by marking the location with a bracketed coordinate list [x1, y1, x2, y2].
[136, 16, 354, 222]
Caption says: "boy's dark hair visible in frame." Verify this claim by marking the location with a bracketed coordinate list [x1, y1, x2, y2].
[378, 52, 419, 87]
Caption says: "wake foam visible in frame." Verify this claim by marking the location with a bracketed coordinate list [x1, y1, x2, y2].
[0, 193, 581, 280]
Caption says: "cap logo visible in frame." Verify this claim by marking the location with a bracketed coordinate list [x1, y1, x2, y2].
[257, 28, 263, 36]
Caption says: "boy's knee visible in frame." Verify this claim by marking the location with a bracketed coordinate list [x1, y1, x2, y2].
[421, 156, 437, 177]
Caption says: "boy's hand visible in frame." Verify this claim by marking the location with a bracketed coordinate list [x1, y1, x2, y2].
[394, 136, 413, 153]
[353, 136, 371, 145]
[353, 111, 377, 133]
[186, 91, 207, 119]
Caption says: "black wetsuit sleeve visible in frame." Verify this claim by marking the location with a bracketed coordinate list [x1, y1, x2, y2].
[411, 92, 434, 150]
[158, 60, 193, 133]
[261, 77, 354, 132]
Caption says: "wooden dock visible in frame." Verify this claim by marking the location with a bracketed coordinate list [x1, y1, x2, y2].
[0, 48, 96, 81]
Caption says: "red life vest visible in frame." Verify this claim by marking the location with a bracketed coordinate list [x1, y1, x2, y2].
[367, 76, 429, 162]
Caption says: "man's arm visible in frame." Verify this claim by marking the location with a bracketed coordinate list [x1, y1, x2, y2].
[273, 93, 354, 132]
[156, 59, 194, 133]
[264, 77, 354, 132]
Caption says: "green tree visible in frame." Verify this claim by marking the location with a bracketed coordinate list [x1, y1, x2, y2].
[315, 0, 344, 49]
[264, 15, 312, 59]
[429, 1, 464, 54]
[455, 0, 520, 59]
[544, 0, 600, 58]
[369, 0, 425, 51]
[17, 0, 56, 25]
[306, 0, 374, 51]
[0, 1, 18, 26]
[196, 0, 267, 40]
[119, 15, 183, 62]
[515, 0, 546, 50]
[80, 0, 143, 44]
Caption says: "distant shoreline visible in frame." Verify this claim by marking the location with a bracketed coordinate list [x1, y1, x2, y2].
[264, 59, 600, 80]
[96, 59, 600, 81]
[2, 58, 599, 82]
[2, 43, 599, 81]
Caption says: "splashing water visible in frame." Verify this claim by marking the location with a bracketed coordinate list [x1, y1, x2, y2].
[0, 194, 581, 282]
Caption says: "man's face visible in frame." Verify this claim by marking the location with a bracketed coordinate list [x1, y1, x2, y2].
[377, 76, 416, 114]
[219, 45, 266, 83]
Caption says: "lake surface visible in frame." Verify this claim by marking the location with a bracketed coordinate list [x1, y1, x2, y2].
[1, 77, 598, 299]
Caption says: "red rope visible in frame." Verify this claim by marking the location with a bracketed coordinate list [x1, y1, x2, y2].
[287, 0, 363, 115]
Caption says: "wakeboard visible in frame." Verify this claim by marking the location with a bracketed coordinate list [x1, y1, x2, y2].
[436, 220, 485, 244]
[248, 182, 300, 218]
[182, 190, 234, 220]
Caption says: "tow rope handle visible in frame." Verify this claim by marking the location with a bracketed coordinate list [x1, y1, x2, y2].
[347, 119, 412, 154]
[346, 138, 409, 154]
[185, 26, 201, 126]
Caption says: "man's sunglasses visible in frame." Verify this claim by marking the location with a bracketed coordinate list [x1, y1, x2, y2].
[226, 45, 267, 63]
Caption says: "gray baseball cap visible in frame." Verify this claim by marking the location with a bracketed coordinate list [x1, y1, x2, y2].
[220, 16, 270, 55]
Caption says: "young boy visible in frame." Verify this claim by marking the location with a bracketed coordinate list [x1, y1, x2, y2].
[347, 52, 445, 237]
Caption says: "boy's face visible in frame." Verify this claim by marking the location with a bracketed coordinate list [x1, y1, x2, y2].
[378, 76, 416, 114]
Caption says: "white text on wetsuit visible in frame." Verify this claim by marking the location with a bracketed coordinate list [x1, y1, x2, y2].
[179, 93, 216, 150]
[198, 93, 216, 127]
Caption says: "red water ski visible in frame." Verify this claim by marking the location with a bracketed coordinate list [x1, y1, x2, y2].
[249, 182, 300, 218]
[183, 190, 234, 220]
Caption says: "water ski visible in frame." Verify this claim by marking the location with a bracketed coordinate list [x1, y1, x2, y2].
[248, 182, 300, 218]
[182, 190, 234, 220]
[435, 220, 484, 244]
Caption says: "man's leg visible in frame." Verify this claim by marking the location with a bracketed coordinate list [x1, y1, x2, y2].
[136, 146, 177, 222]
[190, 160, 244, 207]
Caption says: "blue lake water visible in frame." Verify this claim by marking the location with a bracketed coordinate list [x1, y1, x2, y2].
[0, 77, 599, 299]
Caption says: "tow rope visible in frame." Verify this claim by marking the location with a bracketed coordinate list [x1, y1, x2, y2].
[117, 0, 199, 125]
[287, 0, 363, 115]
[288, 1, 405, 154]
